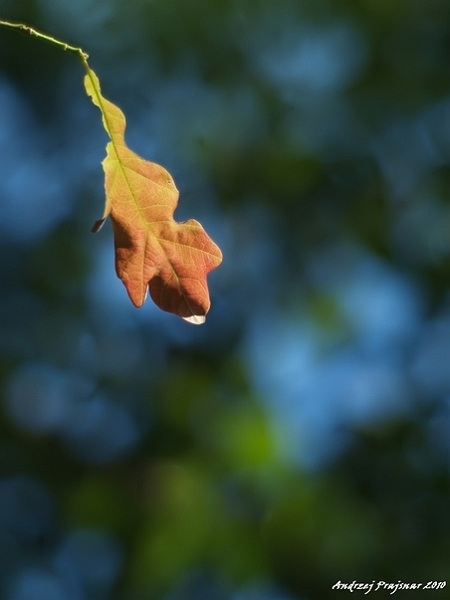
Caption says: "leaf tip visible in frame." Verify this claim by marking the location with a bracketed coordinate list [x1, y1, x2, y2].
[183, 314, 207, 325]
[91, 217, 107, 233]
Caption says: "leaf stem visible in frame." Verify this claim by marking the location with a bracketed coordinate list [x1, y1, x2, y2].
[0, 20, 90, 71]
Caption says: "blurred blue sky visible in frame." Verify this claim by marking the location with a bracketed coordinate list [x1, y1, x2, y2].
[1, 0, 450, 597]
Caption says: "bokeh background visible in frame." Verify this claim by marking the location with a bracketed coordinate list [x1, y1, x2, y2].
[1, 0, 450, 598]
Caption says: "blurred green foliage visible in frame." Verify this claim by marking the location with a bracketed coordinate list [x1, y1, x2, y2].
[1, 1, 450, 599]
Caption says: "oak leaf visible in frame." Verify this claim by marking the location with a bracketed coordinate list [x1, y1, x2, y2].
[84, 68, 222, 324]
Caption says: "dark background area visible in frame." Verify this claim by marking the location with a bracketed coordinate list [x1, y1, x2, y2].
[0, 1, 450, 598]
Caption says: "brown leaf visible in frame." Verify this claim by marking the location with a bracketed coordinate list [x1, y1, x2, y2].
[84, 69, 222, 324]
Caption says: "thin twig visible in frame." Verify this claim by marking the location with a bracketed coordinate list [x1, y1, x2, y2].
[0, 20, 90, 70]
